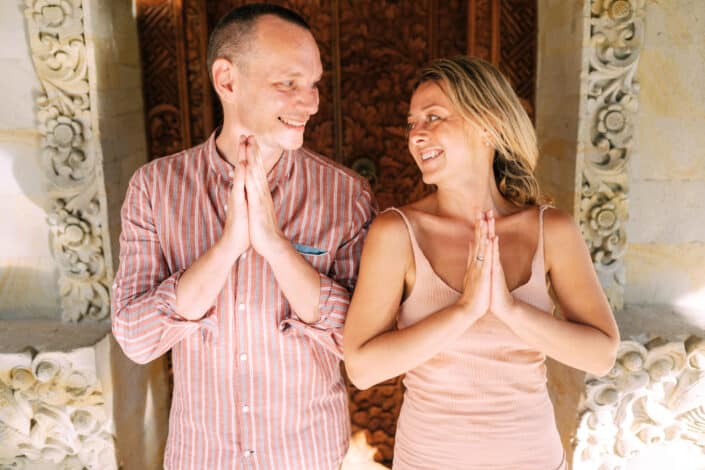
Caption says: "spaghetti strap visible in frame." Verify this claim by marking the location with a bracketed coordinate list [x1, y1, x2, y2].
[537, 205, 550, 266]
[382, 207, 433, 273]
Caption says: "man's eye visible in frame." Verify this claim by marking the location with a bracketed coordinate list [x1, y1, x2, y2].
[280, 80, 295, 88]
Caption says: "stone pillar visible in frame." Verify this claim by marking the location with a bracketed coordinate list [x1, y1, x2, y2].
[0, 0, 168, 468]
[536, 1, 705, 468]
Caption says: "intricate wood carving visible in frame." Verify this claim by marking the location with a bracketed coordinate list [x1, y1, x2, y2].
[0, 346, 116, 468]
[498, 0, 536, 116]
[468, 0, 536, 119]
[24, 0, 112, 322]
[137, 0, 190, 159]
[136, 1, 536, 465]
[574, 336, 705, 469]
[184, 0, 214, 145]
[339, 0, 431, 209]
[579, 0, 644, 310]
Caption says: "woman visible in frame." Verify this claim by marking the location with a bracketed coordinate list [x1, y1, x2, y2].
[343, 57, 619, 469]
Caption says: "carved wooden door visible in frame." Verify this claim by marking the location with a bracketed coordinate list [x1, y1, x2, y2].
[136, 0, 536, 464]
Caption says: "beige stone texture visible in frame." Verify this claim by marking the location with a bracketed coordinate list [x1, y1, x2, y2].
[0, 2, 41, 129]
[0, 21, 57, 319]
[0, 1, 167, 466]
[97, 335, 171, 470]
[534, 0, 588, 215]
[535, 3, 591, 466]
[628, 180, 705, 243]
[625, 0, 705, 320]
[83, 0, 149, 269]
[625, 242, 705, 315]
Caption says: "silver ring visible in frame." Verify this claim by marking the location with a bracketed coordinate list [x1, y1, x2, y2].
[476, 255, 485, 262]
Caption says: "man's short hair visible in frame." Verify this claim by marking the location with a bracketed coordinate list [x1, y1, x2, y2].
[206, 3, 310, 83]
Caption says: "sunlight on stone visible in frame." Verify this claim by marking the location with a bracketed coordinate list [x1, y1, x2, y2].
[675, 286, 705, 312]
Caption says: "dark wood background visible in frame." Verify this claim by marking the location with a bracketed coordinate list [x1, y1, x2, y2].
[135, 0, 536, 464]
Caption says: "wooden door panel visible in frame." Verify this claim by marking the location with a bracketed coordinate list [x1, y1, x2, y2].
[136, 1, 535, 465]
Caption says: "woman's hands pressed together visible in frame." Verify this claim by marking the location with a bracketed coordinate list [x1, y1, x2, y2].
[457, 210, 516, 322]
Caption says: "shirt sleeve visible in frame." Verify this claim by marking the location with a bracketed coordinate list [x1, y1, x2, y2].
[280, 181, 378, 359]
[111, 168, 217, 365]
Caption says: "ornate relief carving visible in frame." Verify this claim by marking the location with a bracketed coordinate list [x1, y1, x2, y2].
[498, 0, 536, 118]
[24, 0, 111, 322]
[0, 347, 116, 468]
[580, 0, 645, 310]
[574, 336, 705, 469]
[184, 0, 214, 145]
[348, 377, 404, 465]
[339, 0, 433, 209]
[137, 0, 188, 159]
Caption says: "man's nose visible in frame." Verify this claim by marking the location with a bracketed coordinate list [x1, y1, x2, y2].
[298, 87, 319, 115]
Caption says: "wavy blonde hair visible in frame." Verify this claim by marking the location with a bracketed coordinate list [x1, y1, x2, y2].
[413, 56, 542, 207]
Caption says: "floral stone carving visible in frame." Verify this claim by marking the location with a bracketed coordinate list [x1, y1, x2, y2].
[24, 0, 112, 322]
[579, 0, 645, 310]
[0, 346, 116, 469]
[573, 336, 705, 469]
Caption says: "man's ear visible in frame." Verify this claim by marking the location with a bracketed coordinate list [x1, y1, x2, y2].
[212, 58, 238, 104]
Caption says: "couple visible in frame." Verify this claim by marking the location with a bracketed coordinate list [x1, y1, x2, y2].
[111, 4, 619, 469]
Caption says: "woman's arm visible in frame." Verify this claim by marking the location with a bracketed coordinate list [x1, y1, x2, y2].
[490, 208, 620, 376]
[344, 211, 492, 390]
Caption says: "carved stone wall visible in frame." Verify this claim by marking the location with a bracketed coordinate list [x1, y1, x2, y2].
[574, 336, 705, 469]
[24, 0, 112, 323]
[578, 0, 645, 310]
[0, 338, 117, 469]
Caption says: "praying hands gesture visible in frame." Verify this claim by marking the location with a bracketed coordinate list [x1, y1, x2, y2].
[457, 211, 516, 322]
[222, 135, 286, 261]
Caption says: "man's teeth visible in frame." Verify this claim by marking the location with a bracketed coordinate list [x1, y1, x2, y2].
[279, 117, 306, 127]
[421, 150, 443, 161]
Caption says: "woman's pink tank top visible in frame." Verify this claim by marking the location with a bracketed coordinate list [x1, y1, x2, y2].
[387, 206, 566, 470]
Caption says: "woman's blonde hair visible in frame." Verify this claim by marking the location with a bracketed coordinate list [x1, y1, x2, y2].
[413, 56, 542, 207]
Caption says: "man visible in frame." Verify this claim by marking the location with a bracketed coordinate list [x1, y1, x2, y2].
[111, 4, 376, 469]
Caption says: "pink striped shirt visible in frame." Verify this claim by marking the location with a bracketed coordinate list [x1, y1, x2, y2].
[111, 131, 376, 469]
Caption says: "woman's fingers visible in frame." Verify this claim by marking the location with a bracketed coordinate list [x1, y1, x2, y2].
[472, 215, 486, 269]
[487, 210, 495, 240]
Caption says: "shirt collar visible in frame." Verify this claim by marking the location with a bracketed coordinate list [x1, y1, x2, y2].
[205, 128, 295, 187]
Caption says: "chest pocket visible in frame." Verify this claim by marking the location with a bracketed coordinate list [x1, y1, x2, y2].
[293, 242, 333, 274]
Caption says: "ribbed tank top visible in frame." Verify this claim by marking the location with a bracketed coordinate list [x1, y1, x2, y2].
[387, 206, 566, 470]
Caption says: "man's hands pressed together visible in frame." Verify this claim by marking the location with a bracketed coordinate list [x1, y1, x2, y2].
[223, 135, 292, 261]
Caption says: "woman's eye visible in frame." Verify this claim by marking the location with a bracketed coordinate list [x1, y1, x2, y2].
[406, 122, 415, 131]
[428, 114, 441, 123]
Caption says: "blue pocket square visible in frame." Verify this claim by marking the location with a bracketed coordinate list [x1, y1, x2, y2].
[292, 243, 327, 255]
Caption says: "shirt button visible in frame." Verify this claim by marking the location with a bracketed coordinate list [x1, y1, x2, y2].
[242, 404, 250, 413]
[239, 353, 247, 361]
[238, 303, 245, 311]
[243, 449, 254, 457]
